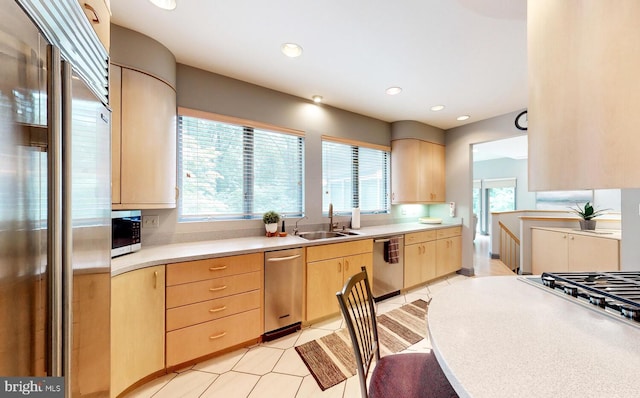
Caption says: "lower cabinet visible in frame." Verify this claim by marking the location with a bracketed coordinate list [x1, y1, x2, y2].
[435, 227, 462, 277]
[532, 228, 620, 274]
[305, 240, 373, 321]
[164, 253, 263, 368]
[111, 265, 165, 398]
[404, 227, 462, 289]
[404, 231, 437, 288]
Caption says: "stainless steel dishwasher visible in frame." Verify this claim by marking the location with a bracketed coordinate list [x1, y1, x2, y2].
[373, 235, 404, 301]
[264, 247, 304, 340]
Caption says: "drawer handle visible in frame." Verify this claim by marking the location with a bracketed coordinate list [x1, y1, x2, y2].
[209, 306, 227, 313]
[209, 265, 228, 271]
[209, 285, 227, 292]
[209, 332, 227, 340]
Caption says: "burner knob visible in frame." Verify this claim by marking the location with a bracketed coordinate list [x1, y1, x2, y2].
[620, 305, 640, 321]
[542, 276, 556, 288]
[563, 286, 579, 297]
[588, 294, 606, 308]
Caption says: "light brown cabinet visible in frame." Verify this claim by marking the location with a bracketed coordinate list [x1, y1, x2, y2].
[435, 227, 462, 277]
[111, 65, 177, 209]
[165, 253, 263, 368]
[404, 230, 437, 288]
[531, 228, 620, 274]
[111, 265, 165, 398]
[391, 139, 445, 204]
[77, 0, 110, 51]
[404, 227, 461, 288]
[528, 1, 640, 190]
[305, 240, 373, 321]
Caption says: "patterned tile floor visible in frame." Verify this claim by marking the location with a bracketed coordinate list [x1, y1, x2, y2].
[124, 236, 512, 398]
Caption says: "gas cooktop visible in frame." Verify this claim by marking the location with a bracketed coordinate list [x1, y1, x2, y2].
[525, 271, 640, 327]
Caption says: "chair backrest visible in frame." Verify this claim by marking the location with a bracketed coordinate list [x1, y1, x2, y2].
[336, 266, 379, 398]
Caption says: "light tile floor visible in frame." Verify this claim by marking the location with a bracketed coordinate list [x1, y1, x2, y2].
[124, 236, 512, 398]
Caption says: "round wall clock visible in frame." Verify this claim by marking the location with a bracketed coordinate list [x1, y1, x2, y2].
[515, 110, 527, 130]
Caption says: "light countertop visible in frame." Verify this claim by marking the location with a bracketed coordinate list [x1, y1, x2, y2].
[530, 226, 621, 240]
[111, 221, 461, 276]
[428, 276, 640, 398]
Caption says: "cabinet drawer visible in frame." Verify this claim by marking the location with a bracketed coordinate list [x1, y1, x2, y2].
[166, 308, 261, 367]
[437, 226, 461, 239]
[166, 290, 261, 332]
[405, 230, 437, 245]
[166, 253, 263, 286]
[306, 239, 373, 262]
[166, 271, 261, 308]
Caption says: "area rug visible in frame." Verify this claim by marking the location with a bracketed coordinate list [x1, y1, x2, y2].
[295, 299, 429, 391]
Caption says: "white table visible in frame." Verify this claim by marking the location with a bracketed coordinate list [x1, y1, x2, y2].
[427, 276, 640, 398]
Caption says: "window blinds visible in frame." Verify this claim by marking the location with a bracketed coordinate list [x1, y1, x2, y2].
[178, 113, 304, 220]
[322, 138, 390, 214]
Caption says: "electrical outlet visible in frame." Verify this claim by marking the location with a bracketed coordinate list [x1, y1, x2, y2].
[143, 215, 160, 229]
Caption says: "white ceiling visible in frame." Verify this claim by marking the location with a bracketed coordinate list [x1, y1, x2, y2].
[109, 0, 528, 130]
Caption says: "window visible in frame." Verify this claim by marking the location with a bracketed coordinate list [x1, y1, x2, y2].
[178, 109, 304, 220]
[322, 137, 390, 214]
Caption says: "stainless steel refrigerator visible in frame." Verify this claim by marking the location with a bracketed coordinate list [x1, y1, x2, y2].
[0, 1, 110, 396]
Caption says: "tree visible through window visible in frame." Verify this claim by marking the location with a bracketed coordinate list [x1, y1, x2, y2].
[322, 138, 390, 214]
[178, 112, 304, 220]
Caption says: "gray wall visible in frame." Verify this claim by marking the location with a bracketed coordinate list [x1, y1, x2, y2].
[110, 25, 176, 88]
[445, 110, 527, 274]
[621, 189, 640, 271]
[473, 158, 536, 210]
[138, 62, 444, 245]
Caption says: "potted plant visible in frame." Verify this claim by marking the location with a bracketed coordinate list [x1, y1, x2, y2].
[569, 201, 609, 230]
[262, 210, 280, 234]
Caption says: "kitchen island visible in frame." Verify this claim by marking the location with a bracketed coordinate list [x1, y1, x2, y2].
[428, 276, 640, 398]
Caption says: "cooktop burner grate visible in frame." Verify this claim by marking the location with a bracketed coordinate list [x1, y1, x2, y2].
[536, 271, 640, 322]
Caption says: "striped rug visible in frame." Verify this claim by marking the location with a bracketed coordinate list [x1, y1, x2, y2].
[295, 299, 429, 391]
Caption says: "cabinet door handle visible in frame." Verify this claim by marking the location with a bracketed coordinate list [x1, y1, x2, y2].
[338, 262, 342, 273]
[209, 265, 228, 271]
[209, 332, 227, 340]
[209, 306, 227, 313]
[345, 260, 349, 272]
[153, 271, 158, 289]
[83, 3, 100, 23]
[209, 285, 227, 292]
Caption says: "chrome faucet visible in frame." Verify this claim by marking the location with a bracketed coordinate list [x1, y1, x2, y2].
[328, 203, 337, 231]
[293, 216, 308, 235]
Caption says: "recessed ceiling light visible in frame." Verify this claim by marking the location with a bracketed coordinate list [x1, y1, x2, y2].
[457, 115, 470, 121]
[385, 87, 402, 96]
[312, 95, 323, 103]
[148, 0, 176, 10]
[430, 105, 445, 112]
[281, 43, 303, 58]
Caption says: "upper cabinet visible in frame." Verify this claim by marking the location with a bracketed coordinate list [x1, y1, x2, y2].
[111, 65, 177, 209]
[77, 0, 111, 52]
[528, 1, 640, 190]
[391, 139, 445, 204]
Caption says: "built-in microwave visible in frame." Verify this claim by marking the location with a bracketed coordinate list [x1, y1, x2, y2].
[111, 210, 141, 258]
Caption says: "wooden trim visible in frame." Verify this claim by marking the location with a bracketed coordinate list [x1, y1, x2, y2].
[178, 107, 305, 137]
[110, 62, 176, 91]
[322, 135, 390, 152]
[498, 221, 520, 245]
[390, 137, 443, 149]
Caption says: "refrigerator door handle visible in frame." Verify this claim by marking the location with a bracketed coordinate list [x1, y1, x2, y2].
[47, 44, 63, 378]
[61, 60, 74, 396]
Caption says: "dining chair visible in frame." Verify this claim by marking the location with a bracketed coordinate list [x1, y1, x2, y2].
[336, 266, 458, 398]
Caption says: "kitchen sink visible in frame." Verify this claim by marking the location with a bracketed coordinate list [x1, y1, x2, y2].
[297, 230, 362, 240]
